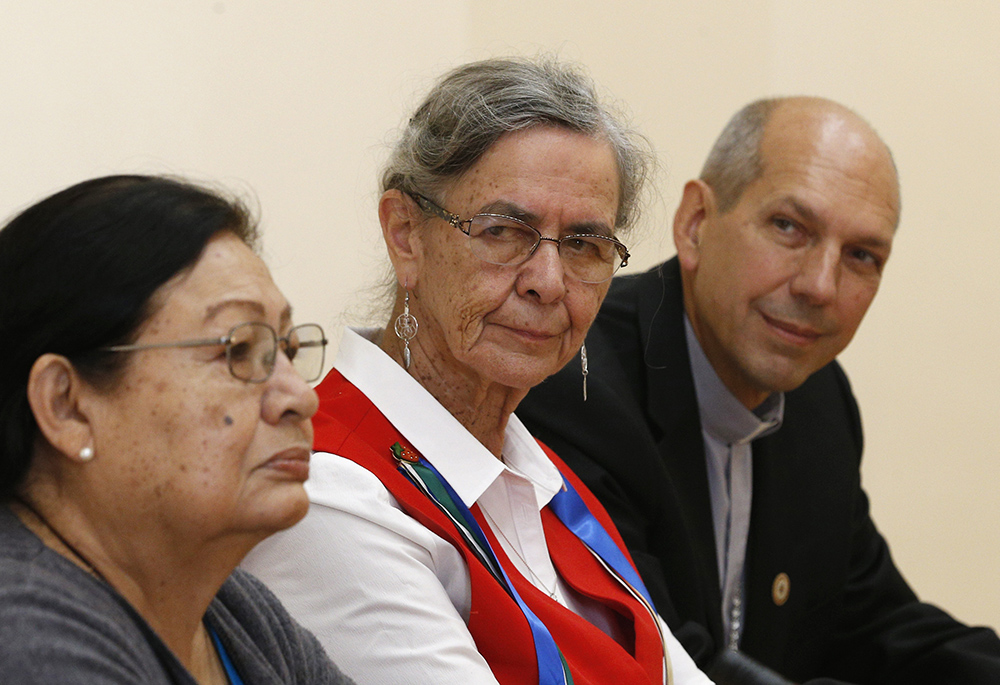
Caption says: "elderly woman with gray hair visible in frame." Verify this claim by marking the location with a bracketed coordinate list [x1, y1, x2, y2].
[244, 58, 713, 685]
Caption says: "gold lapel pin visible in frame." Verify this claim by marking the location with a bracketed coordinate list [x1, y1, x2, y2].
[772, 572, 790, 606]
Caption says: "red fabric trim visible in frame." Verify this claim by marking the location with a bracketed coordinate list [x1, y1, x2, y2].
[313, 369, 663, 685]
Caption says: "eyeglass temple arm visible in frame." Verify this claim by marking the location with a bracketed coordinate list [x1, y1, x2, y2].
[102, 336, 228, 353]
[289, 339, 328, 348]
[409, 192, 465, 229]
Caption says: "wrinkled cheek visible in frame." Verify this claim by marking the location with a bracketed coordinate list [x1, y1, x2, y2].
[553, 345, 577, 376]
[580, 299, 603, 333]
[573, 291, 605, 341]
[455, 302, 488, 348]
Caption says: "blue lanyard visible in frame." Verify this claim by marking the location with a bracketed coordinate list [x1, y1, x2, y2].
[547, 476, 655, 608]
[397, 451, 572, 685]
[394, 442, 662, 685]
[208, 625, 246, 685]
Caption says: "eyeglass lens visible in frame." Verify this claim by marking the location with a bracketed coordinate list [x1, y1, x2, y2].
[466, 215, 622, 283]
[226, 323, 326, 383]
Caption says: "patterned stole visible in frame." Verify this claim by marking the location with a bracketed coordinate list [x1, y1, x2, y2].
[393, 441, 670, 685]
[313, 369, 669, 685]
[394, 443, 573, 684]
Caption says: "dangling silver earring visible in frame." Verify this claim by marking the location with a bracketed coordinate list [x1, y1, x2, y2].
[394, 288, 418, 370]
[79, 446, 94, 462]
[580, 342, 589, 402]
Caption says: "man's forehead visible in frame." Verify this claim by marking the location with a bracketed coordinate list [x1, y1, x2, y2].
[764, 104, 865, 159]
[755, 105, 900, 225]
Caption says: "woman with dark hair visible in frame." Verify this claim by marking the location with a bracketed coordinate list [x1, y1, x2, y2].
[244, 58, 713, 684]
[0, 175, 354, 685]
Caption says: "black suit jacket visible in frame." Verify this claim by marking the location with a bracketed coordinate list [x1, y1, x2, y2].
[518, 258, 1000, 684]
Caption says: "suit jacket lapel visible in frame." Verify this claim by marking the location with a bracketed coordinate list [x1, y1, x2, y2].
[739, 437, 793, 665]
[639, 260, 796, 658]
[635, 258, 725, 644]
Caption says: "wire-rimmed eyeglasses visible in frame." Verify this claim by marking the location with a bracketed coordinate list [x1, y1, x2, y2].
[409, 192, 629, 284]
[101, 322, 328, 383]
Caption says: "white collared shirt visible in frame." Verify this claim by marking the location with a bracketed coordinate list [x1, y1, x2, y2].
[243, 327, 712, 685]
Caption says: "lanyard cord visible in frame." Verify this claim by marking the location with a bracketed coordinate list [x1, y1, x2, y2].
[393, 441, 668, 684]
[396, 450, 572, 685]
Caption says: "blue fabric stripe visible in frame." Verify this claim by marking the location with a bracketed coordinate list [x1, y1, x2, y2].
[409, 455, 570, 685]
[548, 476, 655, 608]
[208, 624, 245, 685]
[398, 461, 507, 588]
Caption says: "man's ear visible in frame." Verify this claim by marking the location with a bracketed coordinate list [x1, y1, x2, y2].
[673, 179, 714, 272]
[26, 354, 95, 464]
[379, 189, 423, 289]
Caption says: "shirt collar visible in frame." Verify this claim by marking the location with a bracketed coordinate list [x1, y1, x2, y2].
[684, 317, 784, 446]
[334, 327, 563, 508]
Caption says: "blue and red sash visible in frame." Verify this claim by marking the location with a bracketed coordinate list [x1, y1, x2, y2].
[313, 369, 667, 685]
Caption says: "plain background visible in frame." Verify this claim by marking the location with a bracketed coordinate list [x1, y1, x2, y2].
[2, 1, 997, 631]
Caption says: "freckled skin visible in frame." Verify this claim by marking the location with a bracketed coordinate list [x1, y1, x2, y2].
[677, 98, 900, 409]
[384, 126, 621, 455]
[9, 232, 321, 685]
[82, 233, 319, 548]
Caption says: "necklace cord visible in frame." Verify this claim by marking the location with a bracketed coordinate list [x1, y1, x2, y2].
[13, 497, 109, 584]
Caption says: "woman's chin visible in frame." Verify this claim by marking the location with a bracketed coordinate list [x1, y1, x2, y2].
[491, 368, 553, 393]
[274, 489, 312, 530]
[244, 487, 312, 538]
[478, 349, 568, 391]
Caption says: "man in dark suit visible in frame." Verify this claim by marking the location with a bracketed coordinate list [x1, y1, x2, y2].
[518, 97, 1000, 684]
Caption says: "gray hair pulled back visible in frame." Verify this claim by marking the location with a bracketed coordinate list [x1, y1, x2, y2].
[381, 56, 652, 233]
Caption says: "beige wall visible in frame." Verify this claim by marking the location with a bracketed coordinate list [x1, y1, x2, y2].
[2, 1, 997, 630]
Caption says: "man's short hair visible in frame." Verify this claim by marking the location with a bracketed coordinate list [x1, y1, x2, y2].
[699, 98, 780, 213]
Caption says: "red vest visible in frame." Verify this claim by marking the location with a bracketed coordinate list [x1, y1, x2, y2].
[313, 369, 665, 685]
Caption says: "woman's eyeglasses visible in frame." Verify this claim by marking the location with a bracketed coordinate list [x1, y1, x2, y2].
[409, 192, 629, 284]
[101, 322, 328, 383]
